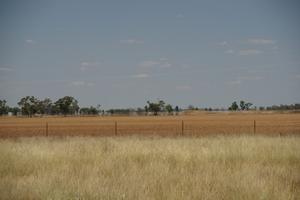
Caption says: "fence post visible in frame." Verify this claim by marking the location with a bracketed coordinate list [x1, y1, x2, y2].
[46, 122, 48, 137]
[254, 120, 256, 134]
[115, 121, 117, 136]
[181, 120, 184, 136]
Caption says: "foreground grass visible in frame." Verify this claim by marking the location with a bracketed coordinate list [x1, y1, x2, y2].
[0, 136, 300, 200]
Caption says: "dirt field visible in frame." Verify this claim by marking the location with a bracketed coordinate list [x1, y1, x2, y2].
[1, 112, 300, 137]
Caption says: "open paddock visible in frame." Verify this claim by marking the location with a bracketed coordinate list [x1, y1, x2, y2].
[0, 112, 300, 137]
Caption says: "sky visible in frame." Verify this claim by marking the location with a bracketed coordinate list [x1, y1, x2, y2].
[0, 0, 300, 109]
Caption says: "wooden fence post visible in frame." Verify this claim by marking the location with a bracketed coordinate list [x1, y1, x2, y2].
[46, 122, 48, 137]
[181, 120, 184, 136]
[254, 120, 256, 134]
[115, 121, 117, 136]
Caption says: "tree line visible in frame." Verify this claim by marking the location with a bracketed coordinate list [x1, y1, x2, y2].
[0, 97, 299, 117]
[0, 96, 80, 117]
[0, 97, 179, 117]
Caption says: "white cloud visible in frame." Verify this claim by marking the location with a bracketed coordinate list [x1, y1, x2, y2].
[80, 61, 100, 71]
[225, 49, 234, 54]
[120, 39, 144, 44]
[218, 41, 228, 46]
[238, 49, 263, 56]
[139, 58, 172, 69]
[176, 85, 192, 91]
[247, 38, 276, 45]
[25, 39, 36, 44]
[228, 75, 263, 85]
[159, 57, 168, 62]
[160, 62, 172, 68]
[71, 81, 85, 86]
[139, 60, 160, 68]
[0, 67, 14, 72]
[228, 80, 241, 85]
[131, 73, 149, 78]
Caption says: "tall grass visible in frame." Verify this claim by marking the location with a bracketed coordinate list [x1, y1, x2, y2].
[0, 135, 299, 199]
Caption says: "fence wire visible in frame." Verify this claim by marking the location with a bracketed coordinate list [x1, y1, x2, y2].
[1, 119, 300, 137]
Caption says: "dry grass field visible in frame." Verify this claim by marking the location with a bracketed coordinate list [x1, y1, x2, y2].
[0, 135, 299, 200]
[0, 112, 300, 137]
[1, 113, 300, 199]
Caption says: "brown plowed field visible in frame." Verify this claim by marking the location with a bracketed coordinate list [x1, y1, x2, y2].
[0, 112, 300, 137]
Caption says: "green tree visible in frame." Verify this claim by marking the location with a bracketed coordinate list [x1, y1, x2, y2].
[38, 98, 53, 115]
[229, 101, 239, 111]
[144, 105, 148, 112]
[8, 107, 20, 116]
[54, 96, 79, 116]
[18, 96, 39, 117]
[80, 107, 90, 115]
[0, 99, 9, 115]
[188, 105, 195, 110]
[175, 106, 179, 114]
[96, 104, 101, 114]
[239, 100, 253, 111]
[240, 100, 246, 110]
[146, 100, 165, 115]
[158, 100, 165, 112]
[165, 104, 173, 114]
[80, 106, 99, 115]
[245, 102, 253, 110]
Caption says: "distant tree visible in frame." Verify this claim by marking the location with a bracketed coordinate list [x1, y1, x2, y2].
[259, 106, 265, 111]
[239, 100, 253, 111]
[0, 99, 9, 115]
[107, 108, 130, 115]
[245, 102, 253, 110]
[240, 100, 246, 110]
[175, 106, 179, 115]
[136, 107, 144, 115]
[96, 104, 101, 114]
[8, 107, 20, 116]
[38, 98, 53, 115]
[80, 107, 89, 115]
[89, 106, 99, 115]
[144, 105, 148, 115]
[109, 109, 114, 115]
[229, 101, 239, 111]
[80, 106, 99, 115]
[54, 96, 79, 116]
[165, 104, 173, 114]
[158, 100, 165, 112]
[146, 100, 165, 115]
[18, 96, 39, 117]
[272, 105, 280, 110]
[188, 105, 195, 110]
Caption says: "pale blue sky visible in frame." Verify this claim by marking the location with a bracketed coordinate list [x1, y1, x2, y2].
[0, 0, 300, 109]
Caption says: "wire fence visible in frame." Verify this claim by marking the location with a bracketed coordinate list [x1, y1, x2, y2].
[1, 119, 300, 137]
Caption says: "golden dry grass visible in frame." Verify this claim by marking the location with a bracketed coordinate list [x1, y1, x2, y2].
[0, 112, 300, 137]
[0, 135, 299, 199]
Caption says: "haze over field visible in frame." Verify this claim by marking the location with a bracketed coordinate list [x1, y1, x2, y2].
[0, 0, 300, 109]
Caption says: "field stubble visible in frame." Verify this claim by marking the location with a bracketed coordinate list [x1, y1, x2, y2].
[0, 113, 300, 137]
[0, 135, 299, 199]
